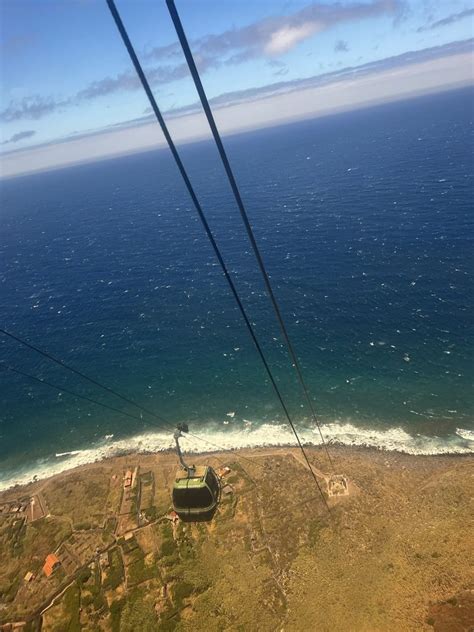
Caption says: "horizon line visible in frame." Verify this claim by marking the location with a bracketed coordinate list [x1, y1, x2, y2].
[1, 43, 472, 180]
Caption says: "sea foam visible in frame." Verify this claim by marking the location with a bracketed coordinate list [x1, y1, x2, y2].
[0, 420, 472, 492]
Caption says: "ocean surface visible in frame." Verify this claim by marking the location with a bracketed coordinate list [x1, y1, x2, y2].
[1, 88, 473, 490]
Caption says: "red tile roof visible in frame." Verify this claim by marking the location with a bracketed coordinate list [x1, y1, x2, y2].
[43, 553, 60, 577]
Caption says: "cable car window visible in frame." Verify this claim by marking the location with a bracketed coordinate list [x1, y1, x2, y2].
[173, 487, 212, 509]
[206, 470, 219, 497]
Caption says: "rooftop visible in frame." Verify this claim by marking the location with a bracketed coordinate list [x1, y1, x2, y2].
[43, 554, 60, 578]
[174, 466, 207, 483]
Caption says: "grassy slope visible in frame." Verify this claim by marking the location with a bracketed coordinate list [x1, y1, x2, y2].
[0, 447, 472, 631]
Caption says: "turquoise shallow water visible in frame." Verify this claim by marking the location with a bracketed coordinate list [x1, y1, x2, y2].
[0, 88, 473, 488]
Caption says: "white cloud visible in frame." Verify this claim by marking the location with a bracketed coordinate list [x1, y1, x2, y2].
[1, 51, 472, 179]
[264, 22, 324, 55]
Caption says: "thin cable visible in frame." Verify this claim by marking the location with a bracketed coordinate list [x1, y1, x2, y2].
[3, 364, 146, 424]
[105, 0, 330, 513]
[3, 346, 331, 514]
[4, 362, 329, 502]
[166, 0, 334, 473]
[0, 328, 268, 470]
[7, 351, 331, 514]
[0, 327, 168, 425]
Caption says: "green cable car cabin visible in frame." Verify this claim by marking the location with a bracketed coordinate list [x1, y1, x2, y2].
[171, 423, 220, 520]
[172, 465, 220, 520]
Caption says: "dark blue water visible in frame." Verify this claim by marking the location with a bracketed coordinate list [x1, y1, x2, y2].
[1, 88, 473, 487]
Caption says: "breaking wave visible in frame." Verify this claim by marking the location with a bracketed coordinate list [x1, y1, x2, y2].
[1, 420, 472, 492]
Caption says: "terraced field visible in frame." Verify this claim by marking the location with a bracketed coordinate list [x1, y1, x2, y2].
[0, 447, 472, 631]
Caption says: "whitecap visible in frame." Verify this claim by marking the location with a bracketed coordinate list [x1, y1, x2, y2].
[1, 421, 472, 493]
[456, 428, 474, 441]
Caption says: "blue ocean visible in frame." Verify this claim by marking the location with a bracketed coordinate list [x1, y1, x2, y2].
[1, 87, 473, 489]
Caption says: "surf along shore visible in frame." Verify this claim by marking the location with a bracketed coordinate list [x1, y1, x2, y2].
[1, 420, 473, 494]
[0, 445, 473, 630]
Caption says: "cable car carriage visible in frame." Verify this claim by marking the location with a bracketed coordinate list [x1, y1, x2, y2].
[172, 423, 220, 520]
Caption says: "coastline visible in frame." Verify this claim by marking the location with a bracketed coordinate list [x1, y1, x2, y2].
[2, 443, 473, 629]
[1, 419, 473, 493]
[0, 420, 474, 493]
[1, 439, 473, 501]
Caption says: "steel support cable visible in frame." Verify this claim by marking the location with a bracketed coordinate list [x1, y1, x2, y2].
[8, 358, 332, 532]
[105, 0, 330, 513]
[0, 328, 268, 471]
[3, 362, 328, 503]
[3, 364, 147, 424]
[165, 0, 334, 474]
[7, 364, 330, 544]
[0, 327, 168, 424]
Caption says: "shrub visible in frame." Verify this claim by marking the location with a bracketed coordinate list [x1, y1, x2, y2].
[103, 551, 125, 591]
[81, 594, 93, 607]
[161, 539, 175, 557]
[62, 582, 80, 631]
[110, 598, 125, 632]
[75, 521, 92, 530]
[78, 567, 92, 584]
[172, 580, 194, 610]
[119, 593, 158, 632]
[143, 506, 158, 521]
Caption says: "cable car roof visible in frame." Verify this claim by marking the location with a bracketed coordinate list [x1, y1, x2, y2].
[174, 466, 209, 487]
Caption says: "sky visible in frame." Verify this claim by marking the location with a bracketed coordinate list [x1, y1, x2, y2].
[0, 0, 473, 175]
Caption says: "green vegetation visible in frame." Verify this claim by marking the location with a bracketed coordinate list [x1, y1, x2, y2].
[42, 581, 81, 632]
[121, 537, 138, 555]
[1, 450, 473, 631]
[129, 497, 138, 516]
[119, 590, 159, 632]
[78, 567, 92, 584]
[0, 574, 20, 604]
[43, 469, 110, 528]
[127, 550, 160, 587]
[74, 521, 92, 530]
[80, 562, 105, 615]
[160, 539, 175, 557]
[143, 505, 158, 521]
[1, 517, 27, 557]
[22, 618, 42, 632]
[172, 580, 193, 609]
[91, 563, 105, 612]
[62, 582, 81, 632]
[103, 548, 124, 591]
[109, 598, 125, 632]
[103, 516, 117, 538]
[139, 472, 155, 517]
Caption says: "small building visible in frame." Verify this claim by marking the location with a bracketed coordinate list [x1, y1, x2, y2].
[43, 553, 61, 578]
[328, 474, 349, 497]
[124, 469, 133, 488]
[166, 511, 179, 524]
[24, 571, 34, 583]
[124, 531, 134, 541]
